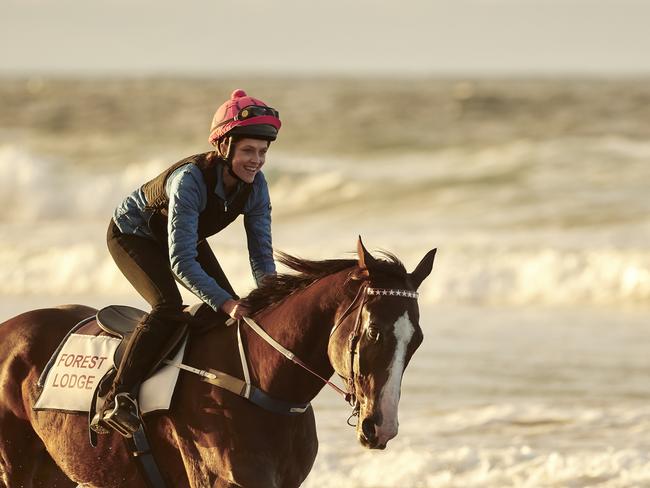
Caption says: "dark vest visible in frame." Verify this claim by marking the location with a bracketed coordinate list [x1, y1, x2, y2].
[141, 152, 253, 244]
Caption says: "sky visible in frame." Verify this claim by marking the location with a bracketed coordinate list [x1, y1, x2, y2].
[2, 0, 650, 76]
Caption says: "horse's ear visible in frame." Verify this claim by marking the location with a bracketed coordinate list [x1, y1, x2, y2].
[356, 236, 377, 275]
[350, 267, 370, 280]
[409, 248, 437, 290]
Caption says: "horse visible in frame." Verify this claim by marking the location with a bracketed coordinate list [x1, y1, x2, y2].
[0, 238, 436, 488]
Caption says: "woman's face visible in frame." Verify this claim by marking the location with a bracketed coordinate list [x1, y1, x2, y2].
[230, 138, 269, 183]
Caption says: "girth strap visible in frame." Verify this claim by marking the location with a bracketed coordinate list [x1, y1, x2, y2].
[163, 362, 247, 397]
[163, 358, 310, 416]
[130, 424, 168, 488]
[202, 369, 310, 415]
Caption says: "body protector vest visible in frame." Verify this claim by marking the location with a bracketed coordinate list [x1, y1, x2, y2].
[141, 152, 253, 246]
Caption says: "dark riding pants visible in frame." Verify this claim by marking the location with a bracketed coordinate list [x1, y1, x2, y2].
[104, 219, 235, 397]
[107, 218, 237, 317]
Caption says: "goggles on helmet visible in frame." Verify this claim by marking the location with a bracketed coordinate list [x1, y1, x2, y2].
[215, 106, 280, 129]
[235, 105, 279, 121]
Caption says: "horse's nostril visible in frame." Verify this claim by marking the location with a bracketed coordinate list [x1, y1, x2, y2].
[361, 418, 376, 441]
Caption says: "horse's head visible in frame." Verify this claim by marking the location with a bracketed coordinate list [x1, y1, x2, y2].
[328, 237, 436, 450]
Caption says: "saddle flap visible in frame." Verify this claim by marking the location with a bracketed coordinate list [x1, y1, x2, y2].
[96, 305, 147, 339]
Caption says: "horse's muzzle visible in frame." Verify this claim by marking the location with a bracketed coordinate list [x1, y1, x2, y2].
[359, 418, 387, 450]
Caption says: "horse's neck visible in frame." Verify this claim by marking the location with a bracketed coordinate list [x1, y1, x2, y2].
[246, 270, 350, 403]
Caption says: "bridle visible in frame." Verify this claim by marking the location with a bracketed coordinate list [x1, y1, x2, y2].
[330, 281, 370, 405]
[327, 281, 420, 423]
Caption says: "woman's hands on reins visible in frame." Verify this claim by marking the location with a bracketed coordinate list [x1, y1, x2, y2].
[221, 299, 250, 320]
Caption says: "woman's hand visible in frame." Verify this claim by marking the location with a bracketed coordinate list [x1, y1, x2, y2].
[220, 299, 250, 320]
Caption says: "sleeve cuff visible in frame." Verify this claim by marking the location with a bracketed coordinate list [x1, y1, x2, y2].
[206, 292, 233, 312]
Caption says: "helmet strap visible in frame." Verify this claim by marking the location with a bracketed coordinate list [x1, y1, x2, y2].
[218, 136, 248, 184]
[226, 162, 245, 183]
[217, 136, 232, 160]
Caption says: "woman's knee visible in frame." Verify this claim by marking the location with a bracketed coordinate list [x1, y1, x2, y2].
[149, 304, 184, 321]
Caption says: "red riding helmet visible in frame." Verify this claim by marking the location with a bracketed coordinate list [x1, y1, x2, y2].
[208, 89, 281, 146]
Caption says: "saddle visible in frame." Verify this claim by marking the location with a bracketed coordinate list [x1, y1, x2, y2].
[96, 305, 195, 374]
[89, 304, 215, 440]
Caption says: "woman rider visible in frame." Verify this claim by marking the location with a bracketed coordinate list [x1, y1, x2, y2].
[91, 89, 281, 435]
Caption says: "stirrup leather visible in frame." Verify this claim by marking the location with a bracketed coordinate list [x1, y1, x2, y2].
[102, 393, 142, 438]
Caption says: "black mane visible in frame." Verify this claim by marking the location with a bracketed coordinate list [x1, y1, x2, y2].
[244, 250, 407, 314]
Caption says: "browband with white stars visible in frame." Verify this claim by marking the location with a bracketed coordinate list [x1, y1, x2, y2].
[367, 287, 419, 299]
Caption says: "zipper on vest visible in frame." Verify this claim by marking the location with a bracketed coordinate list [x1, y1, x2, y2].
[223, 199, 228, 213]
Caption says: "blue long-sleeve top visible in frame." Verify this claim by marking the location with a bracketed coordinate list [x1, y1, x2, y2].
[113, 160, 275, 311]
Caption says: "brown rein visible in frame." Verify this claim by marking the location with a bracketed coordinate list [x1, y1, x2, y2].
[240, 279, 419, 409]
[240, 280, 369, 405]
[180, 280, 418, 420]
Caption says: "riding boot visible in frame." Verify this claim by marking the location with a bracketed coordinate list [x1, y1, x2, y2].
[91, 313, 181, 437]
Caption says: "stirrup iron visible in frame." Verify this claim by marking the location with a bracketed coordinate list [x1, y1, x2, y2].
[102, 393, 141, 438]
[89, 414, 110, 435]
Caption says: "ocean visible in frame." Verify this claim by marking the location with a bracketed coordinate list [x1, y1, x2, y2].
[1, 77, 649, 487]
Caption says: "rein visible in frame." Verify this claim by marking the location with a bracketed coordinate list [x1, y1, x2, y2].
[240, 317, 349, 399]
[237, 280, 419, 409]
[226, 280, 370, 405]
[166, 280, 419, 419]
[333, 281, 370, 406]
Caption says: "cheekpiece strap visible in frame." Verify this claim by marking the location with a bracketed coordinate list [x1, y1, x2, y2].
[366, 287, 419, 299]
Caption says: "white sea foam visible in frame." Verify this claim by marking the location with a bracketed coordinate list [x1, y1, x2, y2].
[0, 145, 168, 223]
[304, 441, 650, 488]
[0, 143, 649, 308]
[307, 397, 650, 487]
[302, 305, 650, 488]
[1, 236, 648, 307]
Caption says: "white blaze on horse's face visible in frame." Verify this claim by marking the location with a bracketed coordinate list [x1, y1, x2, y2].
[356, 307, 419, 449]
[376, 311, 414, 443]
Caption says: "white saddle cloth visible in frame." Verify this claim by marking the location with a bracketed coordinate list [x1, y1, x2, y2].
[34, 333, 186, 414]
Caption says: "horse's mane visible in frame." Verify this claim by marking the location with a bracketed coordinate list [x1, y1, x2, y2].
[244, 250, 407, 314]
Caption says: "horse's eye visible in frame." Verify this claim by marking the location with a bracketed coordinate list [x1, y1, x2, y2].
[367, 327, 380, 341]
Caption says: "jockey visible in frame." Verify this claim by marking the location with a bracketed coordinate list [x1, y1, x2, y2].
[92, 89, 281, 435]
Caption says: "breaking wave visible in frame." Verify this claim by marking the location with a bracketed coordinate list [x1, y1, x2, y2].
[1, 143, 649, 308]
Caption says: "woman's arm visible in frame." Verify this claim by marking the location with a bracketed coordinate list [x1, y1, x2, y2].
[243, 173, 276, 286]
[166, 167, 233, 311]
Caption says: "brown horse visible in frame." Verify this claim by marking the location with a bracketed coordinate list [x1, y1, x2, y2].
[0, 238, 436, 488]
